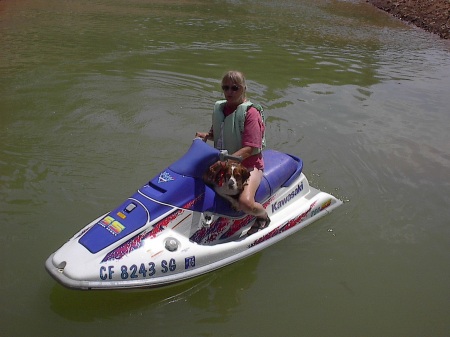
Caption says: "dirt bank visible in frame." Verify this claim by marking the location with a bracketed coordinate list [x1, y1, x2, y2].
[368, 0, 450, 39]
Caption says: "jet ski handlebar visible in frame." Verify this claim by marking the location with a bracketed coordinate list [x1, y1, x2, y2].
[219, 150, 242, 163]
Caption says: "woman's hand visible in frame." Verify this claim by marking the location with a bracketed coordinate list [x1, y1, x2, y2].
[195, 132, 210, 142]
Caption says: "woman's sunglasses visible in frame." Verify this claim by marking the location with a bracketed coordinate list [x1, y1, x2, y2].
[221, 85, 240, 92]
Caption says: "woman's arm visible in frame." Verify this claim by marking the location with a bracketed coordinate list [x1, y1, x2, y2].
[231, 146, 254, 161]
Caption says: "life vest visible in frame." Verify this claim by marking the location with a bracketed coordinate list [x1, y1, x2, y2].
[212, 100, 266, 155]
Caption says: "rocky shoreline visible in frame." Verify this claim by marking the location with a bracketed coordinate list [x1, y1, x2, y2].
[368, 0, 450, 39]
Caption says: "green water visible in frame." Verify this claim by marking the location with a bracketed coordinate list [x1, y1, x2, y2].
[1, 0, 449, 336]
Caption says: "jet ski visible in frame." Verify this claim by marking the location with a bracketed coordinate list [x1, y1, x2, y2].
[45, 139, 342, 290]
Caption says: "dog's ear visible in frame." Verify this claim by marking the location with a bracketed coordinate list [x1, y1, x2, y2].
[203, 161, 224, 184]
[241, 166, 250, 182]
[203, 167, 215, 184]
[209, 161, 223, 174]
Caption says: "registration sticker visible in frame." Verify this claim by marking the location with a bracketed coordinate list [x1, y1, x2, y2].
[185, 256, 196, 269]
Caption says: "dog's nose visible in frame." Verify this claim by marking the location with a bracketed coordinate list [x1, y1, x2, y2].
[228, 180, 235, 188]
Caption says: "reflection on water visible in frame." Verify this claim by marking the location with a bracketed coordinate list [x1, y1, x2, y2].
[1, 0, 450, 336]
[49, 254, 260, 325]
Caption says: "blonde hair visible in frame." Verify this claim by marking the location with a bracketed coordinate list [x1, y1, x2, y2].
[221, 70, 247, 91]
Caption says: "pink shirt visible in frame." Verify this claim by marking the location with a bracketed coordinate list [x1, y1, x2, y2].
[223, 105, 265, 170]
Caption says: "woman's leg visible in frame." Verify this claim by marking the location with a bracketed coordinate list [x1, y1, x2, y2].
[238, 169, 267, 218]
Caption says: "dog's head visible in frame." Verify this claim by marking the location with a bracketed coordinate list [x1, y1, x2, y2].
[204, 161, 250, 194]
[225, 163, 250, 192]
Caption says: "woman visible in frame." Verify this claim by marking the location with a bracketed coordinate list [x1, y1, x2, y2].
[196, 70, 270, 235]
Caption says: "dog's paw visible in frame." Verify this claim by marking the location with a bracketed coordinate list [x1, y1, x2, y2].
[230, 200, 241, 211]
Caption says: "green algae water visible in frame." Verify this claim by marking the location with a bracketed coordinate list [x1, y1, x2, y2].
[1, 0, 449, 336]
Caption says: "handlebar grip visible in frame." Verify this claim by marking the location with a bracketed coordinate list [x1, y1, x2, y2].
[219, 151, 242, 162]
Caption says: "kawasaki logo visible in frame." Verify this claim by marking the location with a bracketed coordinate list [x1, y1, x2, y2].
[271, 183, 303, 213]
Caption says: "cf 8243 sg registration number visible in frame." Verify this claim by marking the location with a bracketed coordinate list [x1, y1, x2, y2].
[99, 256, 196, 280]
